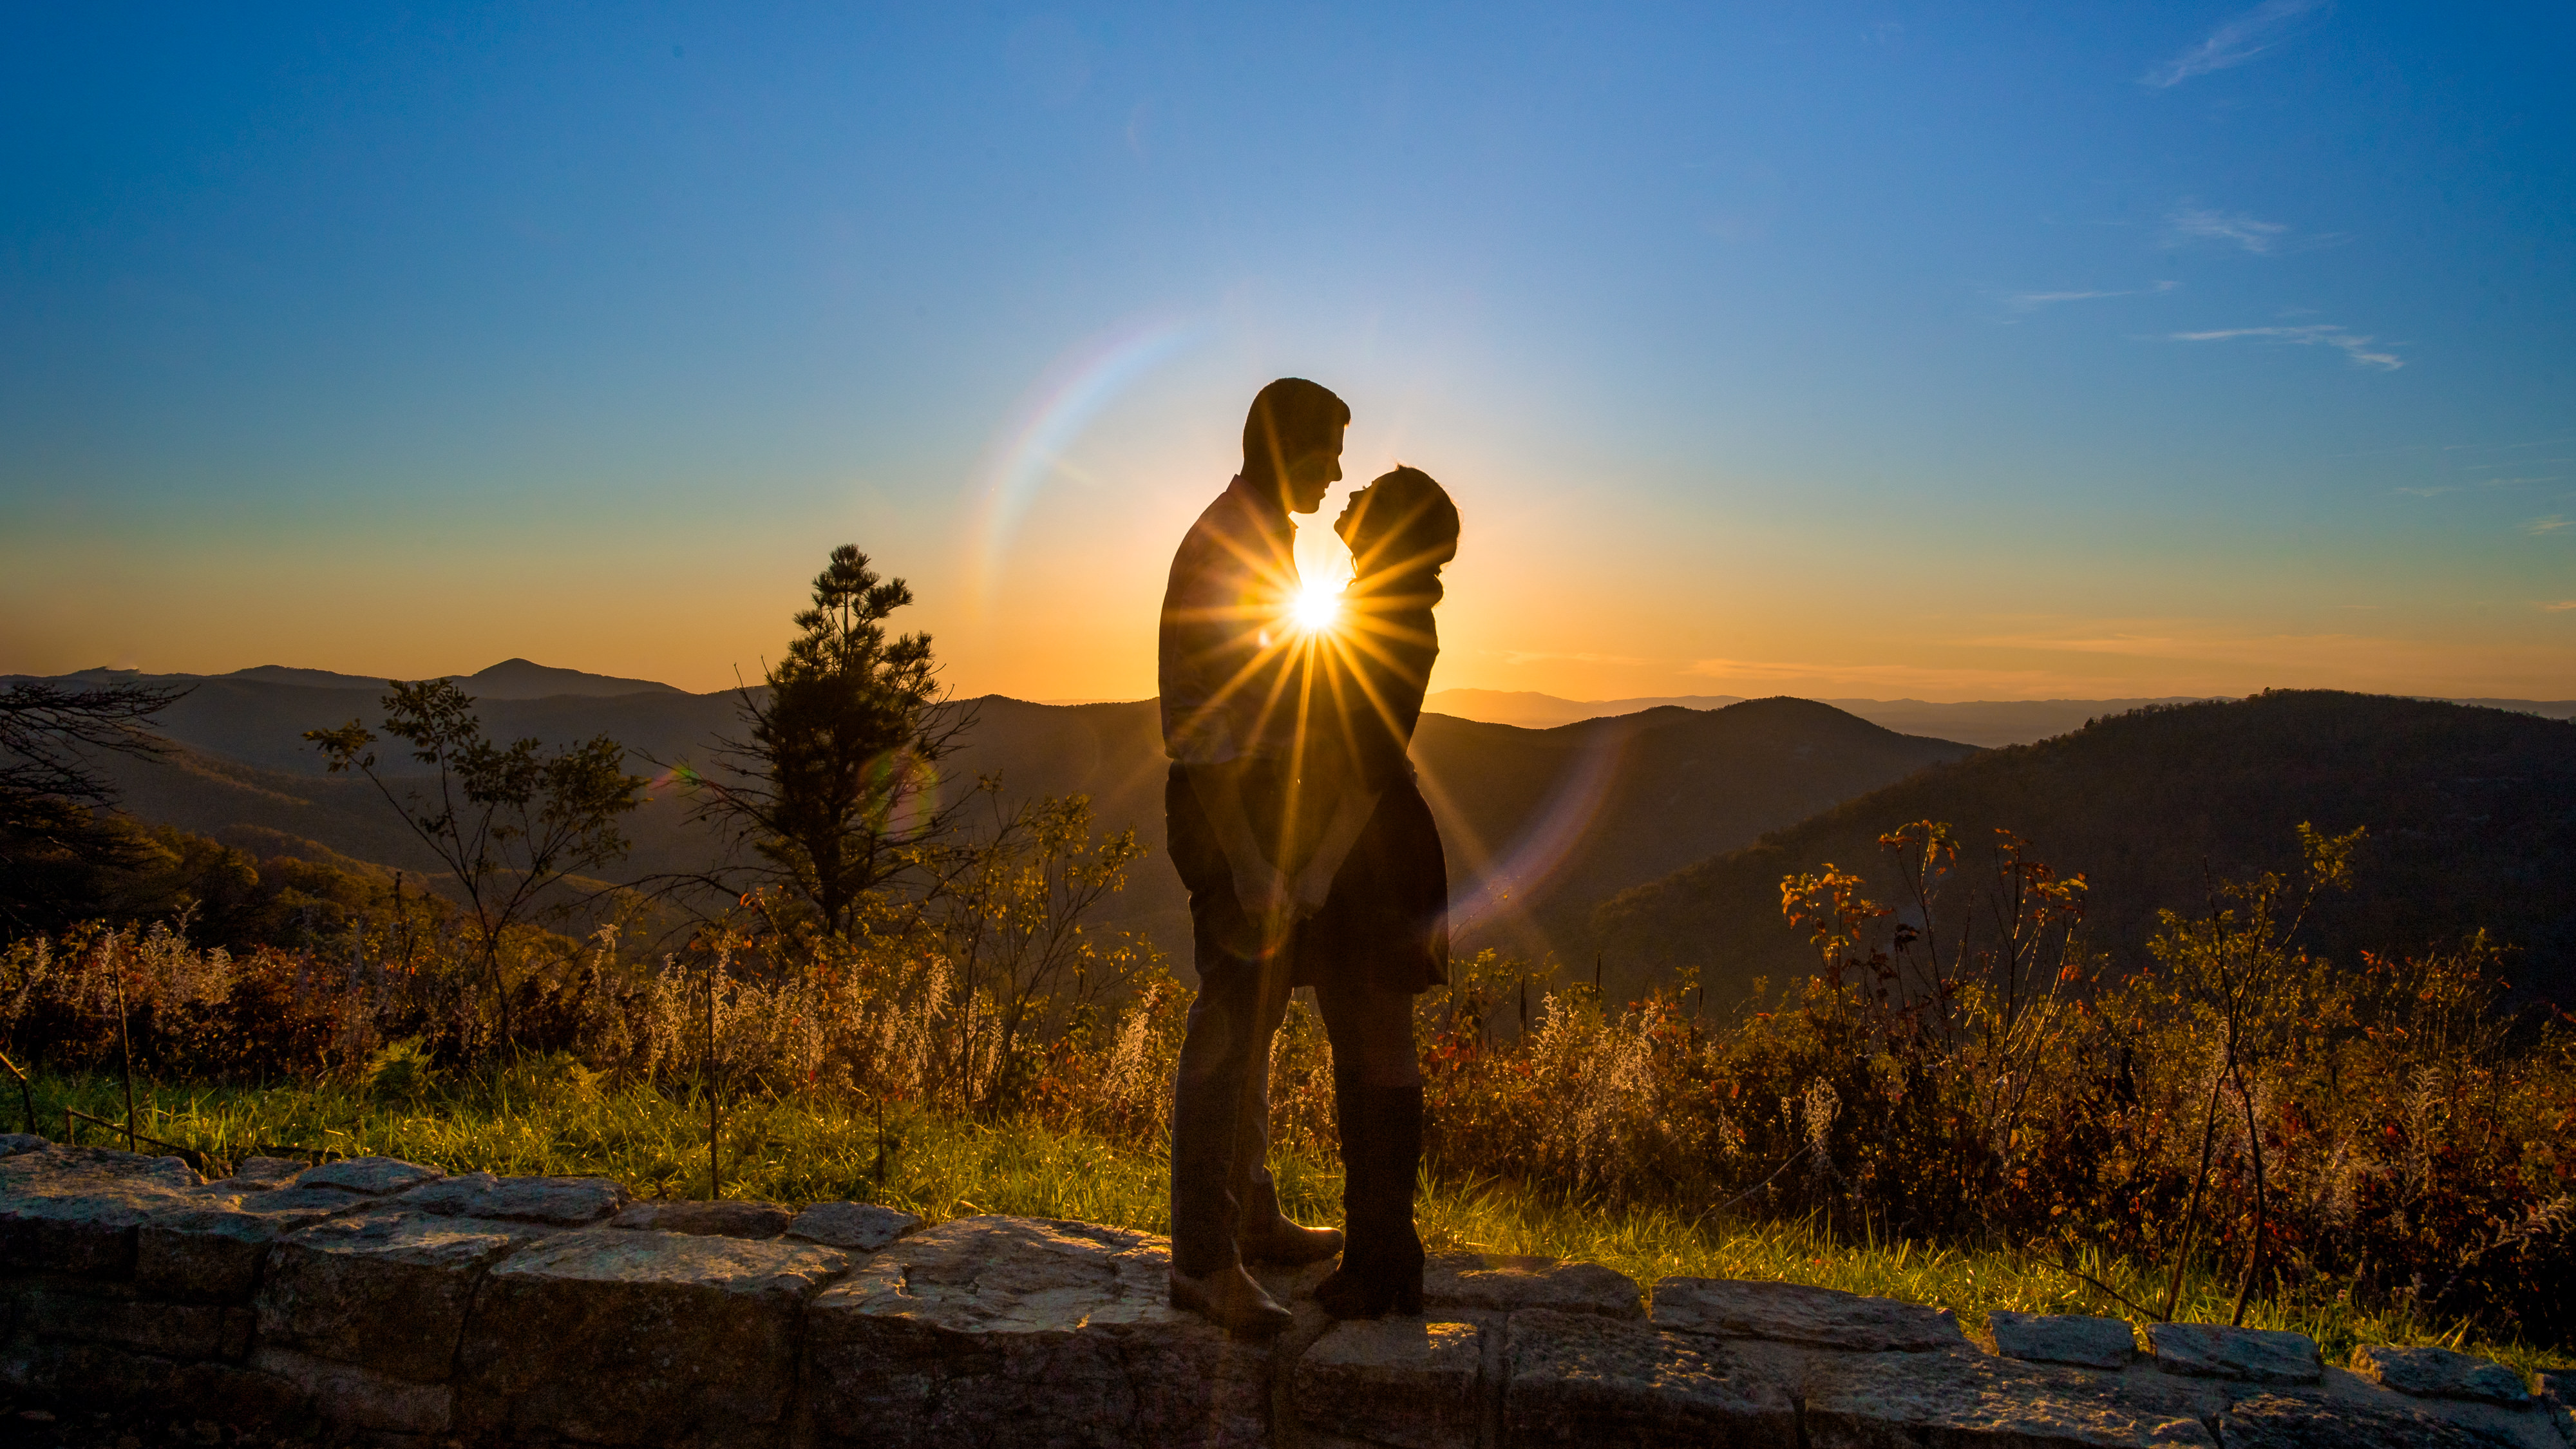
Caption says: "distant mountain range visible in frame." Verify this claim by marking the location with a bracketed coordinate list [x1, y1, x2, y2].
[30, 658, 684, 700]
[1592, 691, 2576, 1009]
[1423, 688, 2576, 747]
[12, 665, 1971, 963]
[14, 665, 2571, 1006]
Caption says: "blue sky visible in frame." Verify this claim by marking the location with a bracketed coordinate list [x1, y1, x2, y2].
[4, 3, 2570, 700]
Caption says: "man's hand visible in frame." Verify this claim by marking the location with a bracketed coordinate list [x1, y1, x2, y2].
[1186, 758, 1295, 940]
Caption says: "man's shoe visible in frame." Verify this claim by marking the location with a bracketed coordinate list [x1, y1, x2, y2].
[1238, 1216, 1346, 1267]
[1168, 1264, 1295, 1338]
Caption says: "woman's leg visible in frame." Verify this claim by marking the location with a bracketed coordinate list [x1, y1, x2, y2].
[1312, 971, 1425, 1317]
[1314, 972, 1422, 1088]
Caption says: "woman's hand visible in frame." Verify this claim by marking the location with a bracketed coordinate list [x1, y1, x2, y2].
[1294, 788, 1382, 922]
[1291, 857, 1338, 918]
[1231, 857, 1296, 927]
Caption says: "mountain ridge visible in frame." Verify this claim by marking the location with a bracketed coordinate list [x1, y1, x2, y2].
[51, 677, 1976, 963]
[1425, 688, 2576, 745]
[16, 658, 684, 699]
[1591, 690, 2576, 1009]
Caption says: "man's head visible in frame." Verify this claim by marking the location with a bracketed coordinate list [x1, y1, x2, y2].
[1241, 377, 1348, 514]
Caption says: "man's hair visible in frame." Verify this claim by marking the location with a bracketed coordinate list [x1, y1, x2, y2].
[1345, 465, 1460, 579]
[1242, 378, 1350, 475]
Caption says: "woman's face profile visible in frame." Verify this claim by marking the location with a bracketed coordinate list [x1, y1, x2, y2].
[1332, 484, 1374, 554]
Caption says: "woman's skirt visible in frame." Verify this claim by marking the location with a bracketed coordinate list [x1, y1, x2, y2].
[1294, 773, 1449, 993]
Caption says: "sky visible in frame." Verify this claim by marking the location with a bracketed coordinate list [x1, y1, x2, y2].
[3, 3, 2571, 703]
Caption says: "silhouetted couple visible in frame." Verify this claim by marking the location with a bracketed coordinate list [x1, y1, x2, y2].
[1159, 378, 1457, 1336]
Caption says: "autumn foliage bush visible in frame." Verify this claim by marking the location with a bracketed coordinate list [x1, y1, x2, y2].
[5, 815, 2569, 1340]
[1308, 823, 2575, 1341]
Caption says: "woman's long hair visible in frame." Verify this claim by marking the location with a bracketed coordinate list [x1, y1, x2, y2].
[1338, 466, 1459, 610]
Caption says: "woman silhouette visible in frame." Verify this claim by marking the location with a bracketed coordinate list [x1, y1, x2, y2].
[1289, 464, 1459, 1318]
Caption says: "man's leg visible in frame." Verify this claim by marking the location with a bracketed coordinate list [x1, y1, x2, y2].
[1227, 952, 1344, 1264]
[1169, 945, 1265, 1275]
[1162, 765, 1296, 1335]
[1167, 939, 1301, 1336]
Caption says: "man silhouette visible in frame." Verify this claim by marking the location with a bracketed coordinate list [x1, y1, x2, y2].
[1159, 377, 1350, 1336]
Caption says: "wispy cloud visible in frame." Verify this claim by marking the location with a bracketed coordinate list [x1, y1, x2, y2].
[2165, 207, 2293, 254]
[1492, 649, 1651, 667]
[2004, 280, 2179, 312]
[1678, 619, 2576, 700]
[2168, 324, 2402, 370]
[2145, 0, 2330, 88]
[2523, 516, 2572, 536]
[2452, 437, 2576, 455]
[2541, 601, 2576, 612]
[2391, 486, 2461, 497]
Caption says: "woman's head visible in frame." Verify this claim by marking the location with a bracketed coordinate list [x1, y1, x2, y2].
[1335, 466, 1459, 586]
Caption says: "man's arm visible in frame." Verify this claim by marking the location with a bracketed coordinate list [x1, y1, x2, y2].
[1185, 757, 1294, 930]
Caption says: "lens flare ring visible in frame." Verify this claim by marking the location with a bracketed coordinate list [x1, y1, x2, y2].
[967, 314, 1204, 612]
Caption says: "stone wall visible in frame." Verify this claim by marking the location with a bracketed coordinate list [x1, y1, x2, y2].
[3, 1135, 2569, 1448]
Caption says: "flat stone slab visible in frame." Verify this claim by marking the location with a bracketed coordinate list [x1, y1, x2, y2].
[2351, 1345, 2530, 1405]
[220, 1157, 308, 1188]
[1991, 1311, 2139, 1368]
[788, 1199, 925, 1253]
[137, 1184, 375, 1302]
[1295, 1318, 1484, 1449]
[0, 1144, 207, 1277]
[610, 1198, 793, 1238]
[2219, 1390, 2519, 1448]
[394, 1169, 624, 1224]
[1651, 1276, 1967, 1352]
[294, 1155, 444, 1196]
[800, 1215, 1271, 1448]
[455, 1226, 848, 1448]
[1503, 1306, 1796, 1448]
[2536, 1372, 2575, 1446]
[254, 1208, 554, 1382]
[1778, 1345, 2224, 1448]
[2146, 1323, 2321, 1385]
[1424, 1251, 1643, 1320]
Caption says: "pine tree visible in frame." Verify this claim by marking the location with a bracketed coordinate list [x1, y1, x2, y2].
[694, 545, 966, 936]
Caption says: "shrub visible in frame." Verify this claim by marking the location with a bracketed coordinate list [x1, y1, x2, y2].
[4, 815, 2567, 1340]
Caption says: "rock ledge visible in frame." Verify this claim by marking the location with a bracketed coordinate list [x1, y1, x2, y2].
[0, 1141, 2556, 1449]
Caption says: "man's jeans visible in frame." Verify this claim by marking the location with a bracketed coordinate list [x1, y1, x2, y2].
[1164, 761, 1296, 1276]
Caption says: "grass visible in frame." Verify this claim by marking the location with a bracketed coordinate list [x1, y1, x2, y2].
[30, 1066, 2572, 1383]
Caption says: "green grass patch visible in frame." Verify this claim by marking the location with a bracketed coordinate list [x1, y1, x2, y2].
[30, 1068, 2570, 1381]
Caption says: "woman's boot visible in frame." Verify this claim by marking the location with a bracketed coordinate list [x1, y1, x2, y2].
[1316, 1076, 1424, 1318]
[1314, 1065, 1378, 1318]
[1371, 1080, 1426, 1314]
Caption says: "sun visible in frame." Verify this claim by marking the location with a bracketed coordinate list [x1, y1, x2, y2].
[1291, 581, 1343, 633]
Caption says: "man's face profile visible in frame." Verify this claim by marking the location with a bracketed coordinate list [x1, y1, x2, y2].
[1282, 427, 1345, 515]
